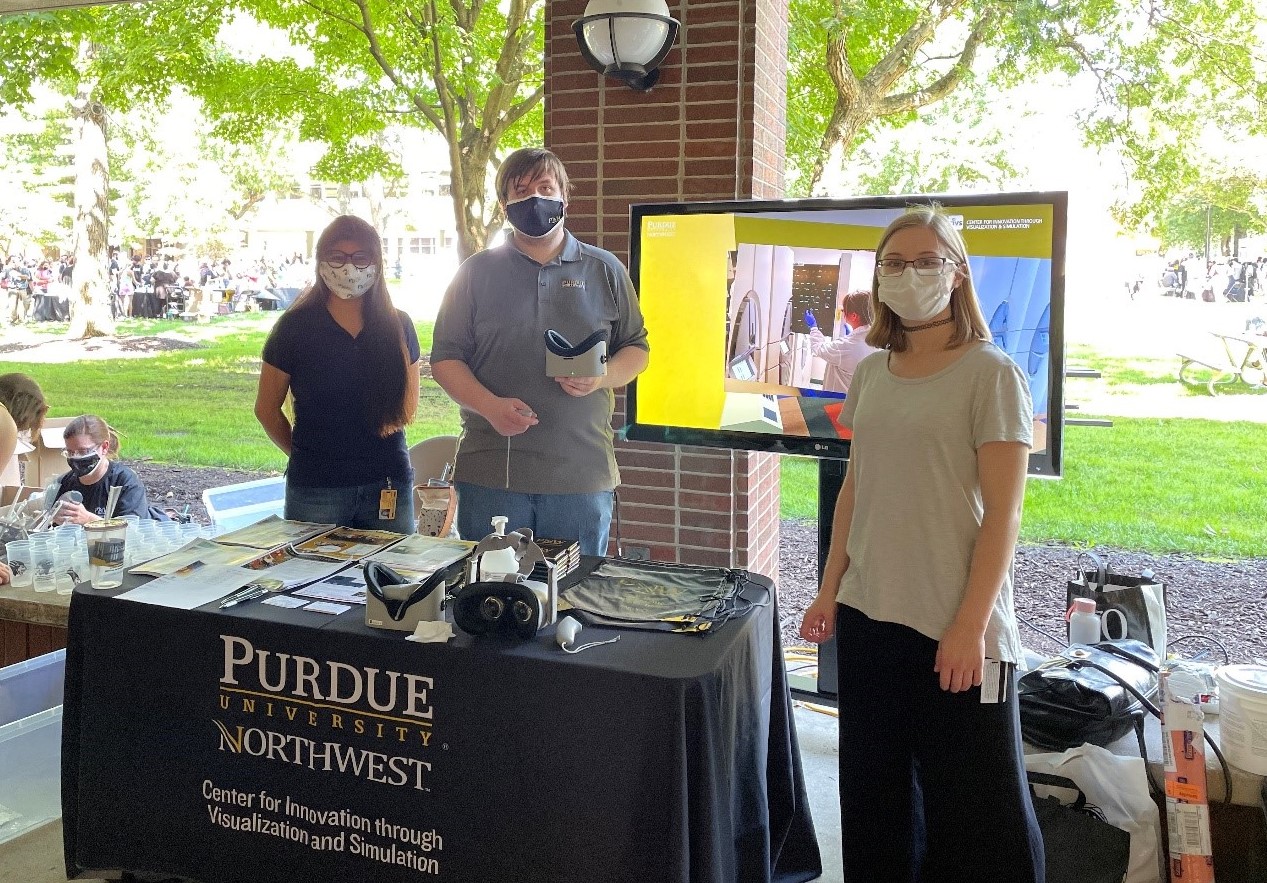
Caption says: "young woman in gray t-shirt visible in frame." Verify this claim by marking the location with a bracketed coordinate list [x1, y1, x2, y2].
[799, 206, 1043, 882]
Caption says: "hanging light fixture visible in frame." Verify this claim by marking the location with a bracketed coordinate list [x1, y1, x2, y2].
[572, 0, 680, 92]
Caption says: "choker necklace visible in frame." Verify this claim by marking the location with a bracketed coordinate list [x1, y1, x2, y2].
[901, 316, 955, 332]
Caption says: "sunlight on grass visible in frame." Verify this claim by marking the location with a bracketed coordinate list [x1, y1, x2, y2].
[8, 326, 1263, 559]
[779, 417, 1266, 559]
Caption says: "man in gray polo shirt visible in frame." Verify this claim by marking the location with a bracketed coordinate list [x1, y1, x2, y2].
[431, 148, 649, 556]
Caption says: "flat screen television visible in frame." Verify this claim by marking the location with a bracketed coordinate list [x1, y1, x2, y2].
[626, 192, 1066, 477]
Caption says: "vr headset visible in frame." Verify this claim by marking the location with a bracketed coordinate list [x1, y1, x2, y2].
[452, 528, 558, 640]
[364, 559, 464, 632]
[544, 329, 608, 378]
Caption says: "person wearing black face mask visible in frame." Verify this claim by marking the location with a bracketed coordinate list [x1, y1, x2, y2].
[431, 148, 650, 557]
[51, 414, 156, 524]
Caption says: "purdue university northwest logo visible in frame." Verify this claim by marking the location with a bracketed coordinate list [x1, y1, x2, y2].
[215, 635, 436, 790]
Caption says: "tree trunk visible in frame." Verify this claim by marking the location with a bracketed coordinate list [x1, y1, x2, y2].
[66, 72, 113, 340]
[808, 102, 872, 196]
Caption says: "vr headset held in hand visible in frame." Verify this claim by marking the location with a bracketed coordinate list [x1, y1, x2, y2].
[544, 329, 608, 378]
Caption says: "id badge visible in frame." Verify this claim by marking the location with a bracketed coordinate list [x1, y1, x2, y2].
[378, 483, 398, 521]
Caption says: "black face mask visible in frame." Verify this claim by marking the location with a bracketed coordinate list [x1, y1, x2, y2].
[505, 196, 565, 239]
[67, 453, 101, 478]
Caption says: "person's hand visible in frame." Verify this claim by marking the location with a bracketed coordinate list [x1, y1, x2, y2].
[54, 501, 97, 526]
[798, 590, 837, 644]
[486, 397, 539, 437]
[934, 617, 986, 692]
[555, 375, 603, 397]
[804, 309, 817, 329]
[0, 561, 10, 586]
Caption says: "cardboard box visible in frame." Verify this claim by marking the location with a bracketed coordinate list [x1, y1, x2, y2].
[25, 416, 74, 490]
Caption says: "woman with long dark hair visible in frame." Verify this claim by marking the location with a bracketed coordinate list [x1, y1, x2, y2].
[255, 215, 419, 531]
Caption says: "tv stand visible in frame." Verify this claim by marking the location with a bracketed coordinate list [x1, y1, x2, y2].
[786, 457, 845, 706]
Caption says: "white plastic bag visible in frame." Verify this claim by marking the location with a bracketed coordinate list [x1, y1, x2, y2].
[1025, 743, 1163, 883]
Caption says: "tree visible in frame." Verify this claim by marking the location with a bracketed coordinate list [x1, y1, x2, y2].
[0, 4, 227, 337]
[0, 107, 74, 254]
[827, 84, 1026, 196]
[787, 0, 1266, 216]
[200, 0, 545, 259]
[1156, 170, 1267, 257]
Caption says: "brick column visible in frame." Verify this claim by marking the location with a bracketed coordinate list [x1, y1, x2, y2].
[545, 0, 789, 579]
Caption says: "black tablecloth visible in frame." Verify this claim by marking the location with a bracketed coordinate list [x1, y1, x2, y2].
[61, 564, 821, 883]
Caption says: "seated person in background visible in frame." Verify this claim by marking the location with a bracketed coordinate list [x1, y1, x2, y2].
[51, 414, 158, 524]
[807, 290, 882, 395]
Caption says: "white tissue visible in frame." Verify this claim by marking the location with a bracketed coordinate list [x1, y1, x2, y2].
[405, 621, 454, 643]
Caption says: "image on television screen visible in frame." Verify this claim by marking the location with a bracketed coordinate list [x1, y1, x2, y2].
[627, 193, 1066, 476]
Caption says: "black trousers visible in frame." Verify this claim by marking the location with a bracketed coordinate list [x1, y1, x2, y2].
[835, 604, 1045, 883]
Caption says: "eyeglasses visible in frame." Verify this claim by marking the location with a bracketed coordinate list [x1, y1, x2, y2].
[322, 251, 375, 270]
[876, 257, 959, 277]
[62, 446, 101, 459]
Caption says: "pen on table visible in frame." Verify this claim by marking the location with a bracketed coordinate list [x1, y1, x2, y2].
[219, 586, 267, 608]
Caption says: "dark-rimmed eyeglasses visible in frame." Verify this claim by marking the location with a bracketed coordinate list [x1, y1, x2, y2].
[322, 251, 375, 270]
[876, 257, 959, 277]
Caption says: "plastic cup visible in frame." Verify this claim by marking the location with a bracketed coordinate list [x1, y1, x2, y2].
[5, 540, 32, 588]
[30, 536, 56, 593]
[84, 518, 128, 589]
[54, 551, 75, 595]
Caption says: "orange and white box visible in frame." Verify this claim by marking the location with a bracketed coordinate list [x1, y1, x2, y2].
[1161, 670, 1216, 882]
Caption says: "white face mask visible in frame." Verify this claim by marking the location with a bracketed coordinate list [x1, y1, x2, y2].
[318, 262, 378, 300]
[877, 268, 955, 322]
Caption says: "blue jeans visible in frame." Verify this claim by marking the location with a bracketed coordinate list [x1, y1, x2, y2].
[285, 478, 415, 533]
[455, 482, 613, 557]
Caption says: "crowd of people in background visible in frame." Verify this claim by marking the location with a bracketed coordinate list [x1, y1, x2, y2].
[4, 254, 76, 324]
[2, 248, 320, 325]
[1130, 252, 1263, 303]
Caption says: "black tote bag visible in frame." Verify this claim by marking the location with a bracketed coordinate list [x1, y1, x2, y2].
[1028, 771, 1131, 883]
[1066, 551, 1167, 658]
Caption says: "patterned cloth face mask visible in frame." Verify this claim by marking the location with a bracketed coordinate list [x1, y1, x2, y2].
[319, 261, 379, 300]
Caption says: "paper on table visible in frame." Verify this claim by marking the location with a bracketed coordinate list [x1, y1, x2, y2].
[367, 534, 474, 575]
[303, 600, 352, 615]
[117, 564, 258, 610]
[291, 526, 408, 562]
[242, 546, 350, 588]
[129, 538, 260, 576]
[214, 515, 337, 550]
[293, 571, 368, 605]
[261, 595, 309, 609]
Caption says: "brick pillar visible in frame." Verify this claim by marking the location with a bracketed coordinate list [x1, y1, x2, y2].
[545, 0, 789, 579]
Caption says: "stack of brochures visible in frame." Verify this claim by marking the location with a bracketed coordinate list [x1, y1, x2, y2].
[365, 534, 475, 583]
[530, 537, 580, 583]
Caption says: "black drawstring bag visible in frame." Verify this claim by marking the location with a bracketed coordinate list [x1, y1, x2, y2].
[1018, 639, 1159, 751]
[1028, 771, 1131, 883]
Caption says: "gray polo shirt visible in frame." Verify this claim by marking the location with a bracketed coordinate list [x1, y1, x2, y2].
[431, 231, 649, 494]
[837, 342, 1033, 664]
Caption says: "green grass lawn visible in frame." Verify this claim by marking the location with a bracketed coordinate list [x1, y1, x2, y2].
[7, 319, 1263, 558]
[782, 413, 1267, 558]
[3, 314, 454, 471]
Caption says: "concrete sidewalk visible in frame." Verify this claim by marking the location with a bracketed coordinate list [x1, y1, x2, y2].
[0, 705, 845, 883]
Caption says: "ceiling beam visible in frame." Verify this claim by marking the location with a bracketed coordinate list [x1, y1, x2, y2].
[1, 0, 144, 13]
